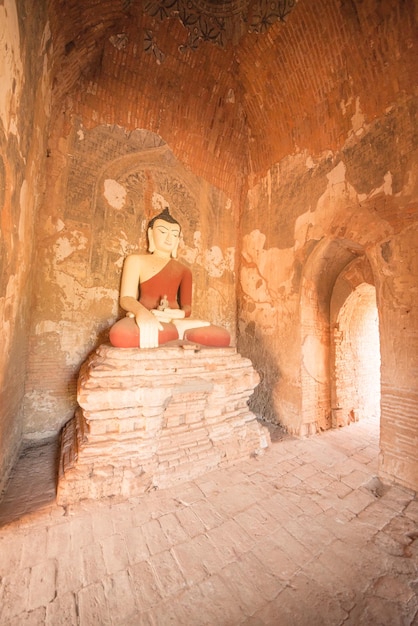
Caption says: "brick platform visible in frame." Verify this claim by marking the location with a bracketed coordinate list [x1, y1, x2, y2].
[57, 343, 270, 504]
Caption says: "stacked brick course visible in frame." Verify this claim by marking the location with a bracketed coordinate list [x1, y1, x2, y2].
[57, 344, 270, 504]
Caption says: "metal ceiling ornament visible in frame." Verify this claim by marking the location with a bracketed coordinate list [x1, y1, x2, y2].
[144, 0, 297, 50]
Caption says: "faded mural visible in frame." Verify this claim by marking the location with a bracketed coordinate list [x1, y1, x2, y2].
[23, 122, 236, 435]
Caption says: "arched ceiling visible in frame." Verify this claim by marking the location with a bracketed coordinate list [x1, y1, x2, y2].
[47, 0, 417, 200]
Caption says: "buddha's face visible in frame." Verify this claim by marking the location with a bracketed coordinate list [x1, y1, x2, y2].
[150, 219, 181, 256]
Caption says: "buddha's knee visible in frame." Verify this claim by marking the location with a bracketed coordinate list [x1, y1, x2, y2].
[109, 317, 179, 347]
[184, 325, 230, 347]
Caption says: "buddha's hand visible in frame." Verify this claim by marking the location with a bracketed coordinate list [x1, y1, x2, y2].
[135, 309, 163, 349]
[152, 308, 185, 321]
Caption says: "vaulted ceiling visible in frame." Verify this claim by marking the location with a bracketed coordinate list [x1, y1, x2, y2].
[47, 0, 417, 198]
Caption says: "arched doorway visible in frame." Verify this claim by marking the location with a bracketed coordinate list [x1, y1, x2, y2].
[300, 238, 380, 436]
[331, 282, 381, 427]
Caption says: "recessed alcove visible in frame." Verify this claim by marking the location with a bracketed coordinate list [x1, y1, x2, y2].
[332, 282, 381, 428]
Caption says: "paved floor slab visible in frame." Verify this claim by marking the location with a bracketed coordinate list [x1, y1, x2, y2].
[0, 416, 417, 625]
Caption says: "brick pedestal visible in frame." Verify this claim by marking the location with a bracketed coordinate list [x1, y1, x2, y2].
[57, 343, 270, 504]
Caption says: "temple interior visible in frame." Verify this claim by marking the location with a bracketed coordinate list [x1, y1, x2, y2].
[0, 0, 417, 623]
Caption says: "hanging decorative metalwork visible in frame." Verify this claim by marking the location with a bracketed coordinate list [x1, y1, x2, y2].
[143, 0, 298, 51]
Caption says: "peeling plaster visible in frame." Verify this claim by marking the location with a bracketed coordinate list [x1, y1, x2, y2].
[39, 21, 52, 117]
[224, 247, 235, 272]
[294, 209, 314, 251]
[103, 178, 127, 210]
[302, 161, 360, 241]
[18, 179, 28, 242]
[258, 247, 293, 295]
[114, 237, 132, 268]
[40, 21, 51, 55]
[54, 234, 86, 263]
[54, 230, 88, 262]
[35, 320, 59, 334]
[0, 0, 23, 136]
[340, 95, 353, 117]
[292, 156, 393, 246]
[313, 159, 358, 216]
[35, 278, 118, 368]
[181, 232, 234, 277]
[242, 229, 266, 265]
[400, 166, 418, 198]
[351, 96, 365, 136]
[364, 171, 393, 201]
[305, 156, 315, 170]
[327, 160, 346, 186]
[40, 54, 52, 118]
[241, 266, 270, 302]
[181, 237, 199, 265]
[0, 273, 20, 386]
[44, 216, 65, 236]
[152, 192, 169, 212]
[242, 230, 294, 297]
[204, 246, 227, 277]
[239, 291, 278, 335]
[204, 285, 231, 324]
[253, 304, 278, 335]
[53, 270, 118, 319]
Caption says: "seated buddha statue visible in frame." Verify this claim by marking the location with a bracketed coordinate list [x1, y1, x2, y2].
[109, 208, 231, 349]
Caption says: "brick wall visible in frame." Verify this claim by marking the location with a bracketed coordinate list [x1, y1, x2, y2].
[0, 0, 52, 491]
[238, 102, 418, 488]
[1, 0, 417, 493]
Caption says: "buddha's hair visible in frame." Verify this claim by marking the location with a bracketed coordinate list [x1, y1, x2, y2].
[148, 207, 181, 230]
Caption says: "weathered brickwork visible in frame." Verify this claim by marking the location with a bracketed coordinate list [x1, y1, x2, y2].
[0, 0, 52, 492]
[238, 100, 418, 487]
[57, 345, 270, 504]
[1, 0, 417, 495]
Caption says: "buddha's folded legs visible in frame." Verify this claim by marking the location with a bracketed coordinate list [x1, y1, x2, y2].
[184, 325, 231, 347]
[109, 317, 178, 348]
[109, 316, 231, 348]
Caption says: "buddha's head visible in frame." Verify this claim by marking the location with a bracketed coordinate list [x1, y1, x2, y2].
[147, 208, 181, 258]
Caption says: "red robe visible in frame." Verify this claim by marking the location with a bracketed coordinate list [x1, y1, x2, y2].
[109, 259, 230, 348]
[139, 259, 192, 317]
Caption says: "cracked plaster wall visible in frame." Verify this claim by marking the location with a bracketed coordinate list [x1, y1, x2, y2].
[1, 0, 417, 496]
[23, 119, 236, 436]
[238, 97, 418, 490]
[0, 0, 52, 492]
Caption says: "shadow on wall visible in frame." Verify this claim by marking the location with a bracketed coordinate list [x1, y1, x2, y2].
[0, 438, 59, 526]
[238, 320, 282, 426]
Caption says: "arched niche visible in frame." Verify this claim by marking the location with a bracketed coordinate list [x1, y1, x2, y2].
[330, 257, 380, 428]
[299, 237, 368, 435]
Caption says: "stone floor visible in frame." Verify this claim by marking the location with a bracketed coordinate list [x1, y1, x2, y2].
[0, 416, 417, 625]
